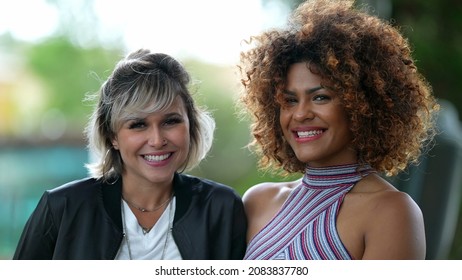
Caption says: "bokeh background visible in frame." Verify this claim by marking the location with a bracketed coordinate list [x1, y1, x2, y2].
[1, 0, 461, 259]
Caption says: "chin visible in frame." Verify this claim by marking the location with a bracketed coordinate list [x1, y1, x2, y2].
[294, 152, 318, 164]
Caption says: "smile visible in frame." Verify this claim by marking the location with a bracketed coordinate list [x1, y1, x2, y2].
[296, 130, 324, 138]
[143, 153, 172, 162]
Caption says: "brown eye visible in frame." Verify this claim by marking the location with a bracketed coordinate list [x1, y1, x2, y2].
[312, 94, 331, 102]
[277, 92, 298, 108]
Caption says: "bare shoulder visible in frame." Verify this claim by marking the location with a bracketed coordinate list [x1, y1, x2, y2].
[350, 173, 426, 259]
[243, 178, 302, 242]
[354, 174, 422, 216]
[243, 179, 301, 210]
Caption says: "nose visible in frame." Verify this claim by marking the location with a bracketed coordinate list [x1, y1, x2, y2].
[293, 101, 315, 122]
[147, 128, 167, 148]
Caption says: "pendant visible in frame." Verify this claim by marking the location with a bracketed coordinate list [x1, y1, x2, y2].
[141, 226, 151, 235]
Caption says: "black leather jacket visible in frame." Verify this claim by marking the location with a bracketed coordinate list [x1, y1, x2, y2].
[13, 173, 247, 260]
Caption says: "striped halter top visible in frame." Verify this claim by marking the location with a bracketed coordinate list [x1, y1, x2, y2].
[244, 163, 374, 260]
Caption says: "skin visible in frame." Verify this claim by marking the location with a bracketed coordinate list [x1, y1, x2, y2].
[243, 63, 426, 259]
[111, 97, 190, 229]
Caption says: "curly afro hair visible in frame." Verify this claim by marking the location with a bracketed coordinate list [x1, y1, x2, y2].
[238, 0, 439, 176]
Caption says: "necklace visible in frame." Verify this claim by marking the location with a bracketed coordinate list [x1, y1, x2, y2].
[123, 192, 173, 212]
[141, 226, 152, 235]
[121, 197, 174, 260]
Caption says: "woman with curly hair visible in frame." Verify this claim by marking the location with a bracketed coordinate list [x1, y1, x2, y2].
[238, 0, 438, 260]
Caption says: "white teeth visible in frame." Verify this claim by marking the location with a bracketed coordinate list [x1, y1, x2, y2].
[297, 130, 323, 138]
[144, 153, 171, 162]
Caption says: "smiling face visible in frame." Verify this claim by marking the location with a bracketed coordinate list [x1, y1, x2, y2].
[111, 97, 190, 188]
[279, 62, 356, 167]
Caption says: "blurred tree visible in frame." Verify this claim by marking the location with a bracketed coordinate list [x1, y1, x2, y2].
[0, 0, 124, 141]
[390, 0, 462, 120]
[45, 0, 122, 48]
[26, 37, 122, 131]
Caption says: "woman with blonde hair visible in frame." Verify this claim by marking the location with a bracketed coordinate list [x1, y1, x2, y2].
[14, 49, 247, 260]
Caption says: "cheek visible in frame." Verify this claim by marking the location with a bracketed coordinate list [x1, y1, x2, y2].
[279, 110, 294, 137]
[171, 126, 191, 148]
[334, 114, 353, 140]
[279, 109, 290, 126]
[181, 129, 190, 148]
[116, 132, 144, 151]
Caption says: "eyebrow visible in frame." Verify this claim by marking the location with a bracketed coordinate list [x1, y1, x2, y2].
[120, 111, 184, 125]
[283, 85, 325, 95]
[164, 112, 184, 119]
[306, 86, 324, 94]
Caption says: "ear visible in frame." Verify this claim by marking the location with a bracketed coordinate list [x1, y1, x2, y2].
[111, 138, 119, 150]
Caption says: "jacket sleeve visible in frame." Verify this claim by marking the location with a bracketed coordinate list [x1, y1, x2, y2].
[13, 192, 57, 260]
[230, 193, 248, 259]
[171, 175, 248, 260]
[204, 186, 248, 260]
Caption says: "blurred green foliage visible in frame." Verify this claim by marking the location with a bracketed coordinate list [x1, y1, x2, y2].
[25, 37, 121, 124]
[390, 0, 462, 120]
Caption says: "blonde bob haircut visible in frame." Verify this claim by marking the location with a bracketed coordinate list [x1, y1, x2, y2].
[85, 49, 215, 181]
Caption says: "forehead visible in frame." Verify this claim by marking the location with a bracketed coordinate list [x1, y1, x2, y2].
[286, 62, 322, 88]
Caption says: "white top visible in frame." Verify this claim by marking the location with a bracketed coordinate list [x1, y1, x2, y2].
[115, 197, 182, 260]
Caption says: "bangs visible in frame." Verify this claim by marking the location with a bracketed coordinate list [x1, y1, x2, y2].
[111, 81, 180, 130]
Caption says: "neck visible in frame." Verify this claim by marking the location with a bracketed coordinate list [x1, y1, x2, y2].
[121, 176, 174, 212]
[303, 163, 374, 188]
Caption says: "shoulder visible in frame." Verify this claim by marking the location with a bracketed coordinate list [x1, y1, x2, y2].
[46, 177, 101, 198]
[243, 179, 301, 207]
[31, 178, 103, 224]
[355, 174, 422, 216]
[367, 190, 425, 259]
[40, 178, 104, 210]
[242, 178, 302, 221]
[370, 189, 423, 227]
[242, 178, 301, 242]
[350, 174, 425, 259]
